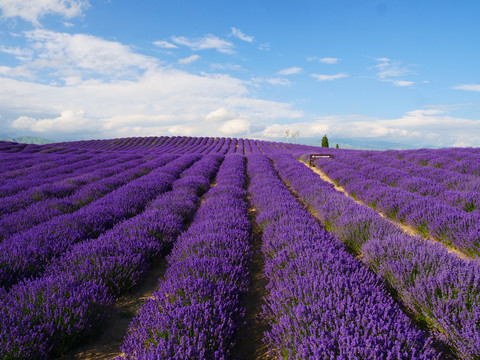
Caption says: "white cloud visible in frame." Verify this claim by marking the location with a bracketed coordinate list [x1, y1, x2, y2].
[319, 57, 339, 64]
[250, 77, 291, 87]
[178, 55, 200, 64]
[311, 73, 348, 81]
[266, 78, 291, 86]
[409, 109, 444, 116]
[210, 63, 244, 72]
[260, 108, 480, 148]
[307, 57, 339, 64]
[393, 80, 414, 87]
[19, 29, 158, 79]
[10, 115, 36, 129]
[219, 119, 250, 135]
[153, 40, 178, 49]
[262, 123, 327, 139]
[0, 71, 302, 139]
[453, 84, 480, 92]
[0, 0, 89, 26]
[167, 124, 195, 136]
[0, 46, 33, 61]
[373, 58, 418, 86]
[11, 110, 96, 133]
[230, 27, 254, 42]
[0, 30, 302, 141]
[171, 34, 234, 54]
[258, 43, 270, 51]
[277, 67, 302, 75]
[0, 64, 33, 78]
[376, 59, 411, 78]
[205, 108, 237, 122]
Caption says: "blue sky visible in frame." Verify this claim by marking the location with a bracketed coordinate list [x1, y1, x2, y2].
[0, 0, 479, 148]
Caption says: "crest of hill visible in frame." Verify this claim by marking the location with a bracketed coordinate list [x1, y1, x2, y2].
[0, 136, 56, 145]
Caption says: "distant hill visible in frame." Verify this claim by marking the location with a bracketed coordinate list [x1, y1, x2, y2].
[0, 136, 56, 145]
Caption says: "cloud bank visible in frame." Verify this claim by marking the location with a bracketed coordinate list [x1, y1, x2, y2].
[261, 109, 480, 148]
[0, 0, 89, 26]
[0, 27, 477, 148]
[0, 29, 302, 140]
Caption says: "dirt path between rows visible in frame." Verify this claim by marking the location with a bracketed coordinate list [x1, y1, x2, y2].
[58, 176, 221, 359]
[284, 159, 456, 359]
[298, 159, 470, 261]
[58, 256, 168, 360]
[230, 157, 270, 360]
[230, 204, 271, 360]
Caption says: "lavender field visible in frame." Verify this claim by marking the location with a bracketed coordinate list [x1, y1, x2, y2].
[1, 136, 479, 360]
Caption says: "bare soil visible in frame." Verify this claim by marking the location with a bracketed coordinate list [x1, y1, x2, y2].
[299, 159, 471, 261]
[230, 204, 271, 360]
[57, 178, 220, 359]
[290, 160, 456, 358]
[57, 256, 169, 360]
[230, 156, 271, 360]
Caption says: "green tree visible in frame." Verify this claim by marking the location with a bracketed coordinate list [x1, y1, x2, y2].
[336, 143, 339, 149]
[321, 134, 329, 148]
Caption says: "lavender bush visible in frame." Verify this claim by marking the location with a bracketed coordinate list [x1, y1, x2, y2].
[246, 153, 439, 359]
[120, 154, 251, 359]
[0, 154, 223, 359]
[273, 151, 480, 359]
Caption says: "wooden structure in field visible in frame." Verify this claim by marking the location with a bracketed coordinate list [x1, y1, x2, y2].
[309, 154, 333, 166]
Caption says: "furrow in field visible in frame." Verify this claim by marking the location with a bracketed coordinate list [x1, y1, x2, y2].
[271, 151, 480, 359]
[299, 158, 469, 260]
[0, 154, 224, 360]
[246, 153, 439, 359]
[57, 157, 223, 360]
[119, 154, 251, 359]
[0, 154, 188, 289]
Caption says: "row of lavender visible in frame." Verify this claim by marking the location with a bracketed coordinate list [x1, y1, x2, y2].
[0, 137, 302, 227]
[0, 154, 223, 358]
[388, 147, 480, 176]
[1, 137, 313, 166]
[0, 154, 189, 289]
[246, 153, 439, 359]
[0, 149, 88, 179]
[0, 152, 106, 195]
[337, 150, 480, 209]
[0, 137, 253, 242]
[3, 135, 305, 155]
[0, 141, 81, 154]
[265, 149, 480, 359]
[0, 155, 150, 240]
[115, 151, 440, 359]
[120, 154, 251, 358]
[314, 149, 480, 257]
[0, 136, 296, 241]
[0, 137, 274, 241]
[0, 136, 275, 154]
[60, 136, 264, 154]
[2, 137, 471, 359]
[0, 154, 144, 214]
